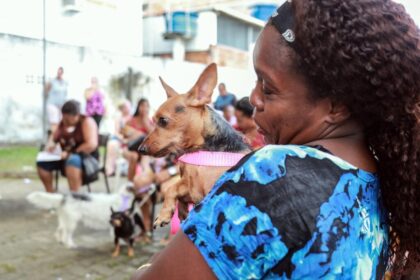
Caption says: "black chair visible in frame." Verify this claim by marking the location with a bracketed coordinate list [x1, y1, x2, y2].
[55, 133, 111, 193]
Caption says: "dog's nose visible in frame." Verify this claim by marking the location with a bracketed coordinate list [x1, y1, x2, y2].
[138, 145, 148, 154]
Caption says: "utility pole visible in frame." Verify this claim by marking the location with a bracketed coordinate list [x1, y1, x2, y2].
[42, 0, 47, 141]
[127, 67, 133, 102]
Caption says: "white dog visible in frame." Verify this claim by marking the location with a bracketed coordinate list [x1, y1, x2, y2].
[26, 186, 154, 248]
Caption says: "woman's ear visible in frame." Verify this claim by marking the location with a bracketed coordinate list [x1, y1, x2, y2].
[325, 100, 351, 124]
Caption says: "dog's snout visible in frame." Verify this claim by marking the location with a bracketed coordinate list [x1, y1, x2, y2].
[138, 145, 148, 154]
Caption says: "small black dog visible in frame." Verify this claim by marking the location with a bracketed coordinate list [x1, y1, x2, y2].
[110, 199, 145, 257]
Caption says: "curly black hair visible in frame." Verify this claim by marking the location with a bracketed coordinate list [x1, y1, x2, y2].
[270, 0, 419, 276]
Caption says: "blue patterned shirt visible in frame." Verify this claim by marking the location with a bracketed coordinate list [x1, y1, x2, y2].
[182, 145, 389, 279]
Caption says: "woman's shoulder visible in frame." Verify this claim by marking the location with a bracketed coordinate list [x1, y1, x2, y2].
[126, 117, 137, 126]
[230, 144, 359, 181]
[81, 115, 97, 128]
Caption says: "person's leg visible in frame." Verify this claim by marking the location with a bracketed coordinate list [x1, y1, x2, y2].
[47, 104, 61, 135]
[37, 166, 54, 193]
[123, 150, 139, 181]
[105, 139, 120, 176]
[65, 154, 83, 192]
[140, 199, 152, 242]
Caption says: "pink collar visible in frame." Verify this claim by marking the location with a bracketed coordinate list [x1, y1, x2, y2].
[178, 151, 245, 167]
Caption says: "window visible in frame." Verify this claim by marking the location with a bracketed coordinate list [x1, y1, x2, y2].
[217, 15, 260, 51]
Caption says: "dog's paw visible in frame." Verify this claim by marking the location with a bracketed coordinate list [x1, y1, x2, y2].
[127, 247, 134, 257]
[112, 250, 120, 257]
[153, 216, 170, 229]
[178, 203, 189, 221]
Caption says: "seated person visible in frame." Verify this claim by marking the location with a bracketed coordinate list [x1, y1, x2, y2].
[105, 99, 132, 176]
[37, 100, 98, 193]
[223, 105, 237, 126]
[234, 97, 265, 149]
[131, 155, 179, 243]
[122, 98, 154, 182]
[213, 83, 236, 111]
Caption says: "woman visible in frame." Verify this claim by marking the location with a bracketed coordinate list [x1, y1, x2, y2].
[122, 98, 154, 181]
[84, 77, 105, 127]
[122, 98, 155, 241]
[234, 97, 265, 149]
[37, 100, 98, 193]
[105, 99, 132, 176]
[133, 0, 419, 279]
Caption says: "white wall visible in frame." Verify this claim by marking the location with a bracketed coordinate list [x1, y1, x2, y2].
[0, 0, 143, 143]
[0, 34, 143, 143]
[0, 0, 143, 55]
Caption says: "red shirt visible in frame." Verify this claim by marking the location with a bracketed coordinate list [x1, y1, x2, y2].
[126, 117, 153, 134]
[249, 132, 265, 150]
[235, 127, 265, 150]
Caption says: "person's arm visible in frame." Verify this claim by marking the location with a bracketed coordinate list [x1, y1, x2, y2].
[213, 96, 222, 111]
[44, 82, 51, 96]
[46, 130, 59, 152]
[84, 88, 93, 100]
[142, 117, 155, 133]
[114, 116, 125, 140]
[231, 94, 237, 106]
[123, 125, 145, 142]
[131, 232, 216, 280]
[75, 117, 98, 154]
[154, 165, 179, 184]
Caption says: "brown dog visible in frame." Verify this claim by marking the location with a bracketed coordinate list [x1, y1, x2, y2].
[139, 63, 250, 227]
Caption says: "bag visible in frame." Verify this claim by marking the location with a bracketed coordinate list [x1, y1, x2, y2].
[127, 135, 146, 152]
[80, 153, 100, 184]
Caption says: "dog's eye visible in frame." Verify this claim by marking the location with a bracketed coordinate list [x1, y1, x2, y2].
[158, 117, 169, 128]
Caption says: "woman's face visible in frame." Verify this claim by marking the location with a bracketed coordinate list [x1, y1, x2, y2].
[235, 110, 255, 131]
[250, 26, 329, 145]
[138, 101, 150, 117]
[62, 113, 80, 127]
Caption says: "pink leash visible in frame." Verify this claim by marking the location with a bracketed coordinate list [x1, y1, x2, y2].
[170, 151, 245, 235]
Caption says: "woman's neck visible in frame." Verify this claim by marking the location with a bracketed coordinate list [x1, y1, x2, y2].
[304, 120, 377, 172]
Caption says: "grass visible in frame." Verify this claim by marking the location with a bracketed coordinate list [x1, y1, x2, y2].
[0, 146, 38, 175]
[0, 263, 17, 273]
[0, 145, 105, 177]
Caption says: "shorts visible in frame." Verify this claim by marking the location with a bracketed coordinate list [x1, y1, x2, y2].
[47, 104, 62, 125]
[37, 153, 83, 173]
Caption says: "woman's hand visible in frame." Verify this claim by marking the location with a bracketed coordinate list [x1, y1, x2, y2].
[154, 170, 171, 184]
[61, 151, 69, 160]
[46, 142, 57, 153]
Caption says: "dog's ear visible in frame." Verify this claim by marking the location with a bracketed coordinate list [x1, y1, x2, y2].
[110, 207, 115, 214]
[159, 77, 178, 99]
[187, 63, 218, 107]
